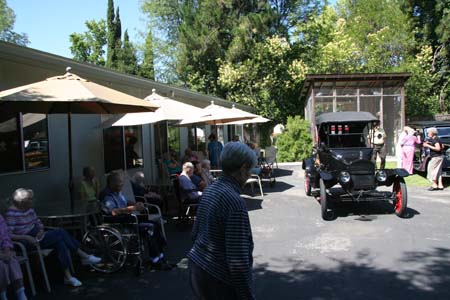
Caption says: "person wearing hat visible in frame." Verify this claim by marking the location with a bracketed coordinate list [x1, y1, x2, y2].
[369, 121, 387, 169]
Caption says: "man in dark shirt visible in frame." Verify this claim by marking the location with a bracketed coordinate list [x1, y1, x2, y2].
[188, 141, 257, 300]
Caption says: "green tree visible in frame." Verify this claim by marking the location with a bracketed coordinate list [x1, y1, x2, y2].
[138, 30, 155, 80]
[0, 0, 28, 45]
[218, 36, 308, 124]
[106, 0, 121, 68]
[69, 19, 107, 65]
[276, 116, 312, 162]
[117, 30, 138, 75]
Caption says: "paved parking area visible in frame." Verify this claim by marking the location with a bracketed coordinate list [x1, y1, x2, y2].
[34, 163, 450, 299]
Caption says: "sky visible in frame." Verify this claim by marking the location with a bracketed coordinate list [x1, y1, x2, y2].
[8, 0, 146, 59]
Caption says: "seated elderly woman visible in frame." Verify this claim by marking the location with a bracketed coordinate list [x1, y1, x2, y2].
[179, 162, 202, 204]
[5, 188, 101, 287]
[131, 171, 163, 209]
[164, 151, 182, 175]
[191, 161, 207, 191]
[99, 172, 173, 270]
[76, 166, 100, 213]
[182, 148, 199, 164]
[0, 214, 27, 300]
[200, 159, 215, 186]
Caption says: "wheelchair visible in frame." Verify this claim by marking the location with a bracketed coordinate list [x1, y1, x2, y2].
[81, 210, 153, 275]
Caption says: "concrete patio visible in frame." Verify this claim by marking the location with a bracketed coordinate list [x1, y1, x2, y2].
[32, 163, 450, 300]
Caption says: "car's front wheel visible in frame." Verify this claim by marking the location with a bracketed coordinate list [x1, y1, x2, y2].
[320, 178, 333, 220]
[304, 171, 312, 196]
[393, 177, 408, 217]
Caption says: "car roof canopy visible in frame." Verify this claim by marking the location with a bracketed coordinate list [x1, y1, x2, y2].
[316, 111, 378, 125]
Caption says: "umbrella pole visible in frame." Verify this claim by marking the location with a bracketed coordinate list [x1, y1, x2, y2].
[68, 112, 74, 213]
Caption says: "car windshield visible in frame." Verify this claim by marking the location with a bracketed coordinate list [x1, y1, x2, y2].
[436, 127, 450, 137]
[318, 122, 371, 148]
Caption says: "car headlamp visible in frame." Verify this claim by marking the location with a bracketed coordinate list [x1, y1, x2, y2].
[339, 171, 351, 184]
[376, 170, 387, 182]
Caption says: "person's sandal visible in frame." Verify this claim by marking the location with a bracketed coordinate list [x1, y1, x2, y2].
[427, 187, 439, 191]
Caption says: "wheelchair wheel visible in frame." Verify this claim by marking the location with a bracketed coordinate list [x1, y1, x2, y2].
[82, 226, 127, 273]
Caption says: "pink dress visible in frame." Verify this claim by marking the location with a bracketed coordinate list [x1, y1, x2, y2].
[0, 214, 23, 289]
[401, 133, 421, 174]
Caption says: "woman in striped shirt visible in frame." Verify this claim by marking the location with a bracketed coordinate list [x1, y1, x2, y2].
[188, 141, 257, 300]
[5, 188, 101, 287]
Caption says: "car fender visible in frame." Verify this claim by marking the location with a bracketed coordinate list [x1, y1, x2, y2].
[319, 170, 334, 181]
[386, 168, 409, 178]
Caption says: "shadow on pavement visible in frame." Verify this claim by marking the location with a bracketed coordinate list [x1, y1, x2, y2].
[253, 247, 450, 299]
[272, 168, 293, 178]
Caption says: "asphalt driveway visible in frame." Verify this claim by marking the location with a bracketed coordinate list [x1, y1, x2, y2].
[33, 163, 450, 300]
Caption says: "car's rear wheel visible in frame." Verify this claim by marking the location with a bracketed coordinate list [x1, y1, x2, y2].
[393, 177, 408, 217]
[320, 178, 333, 220]
[304, 171, 312, 196]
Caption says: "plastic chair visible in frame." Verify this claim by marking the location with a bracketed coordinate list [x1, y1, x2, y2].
[245, 174, 264, 197]
[12, 241, 36, 296]
[265, 146, 279, 168]
[12, 240, 53, 293]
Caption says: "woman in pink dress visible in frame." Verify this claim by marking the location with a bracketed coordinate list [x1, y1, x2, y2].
[401, 126, 421, 174]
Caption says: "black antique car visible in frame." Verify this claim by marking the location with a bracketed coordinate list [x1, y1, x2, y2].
[407, 121, 450, 177]
[302, 111, 409, 220]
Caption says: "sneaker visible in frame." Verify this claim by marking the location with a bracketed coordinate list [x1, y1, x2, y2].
[64, 277, 82, 287]
[82, 255, 102, 265]
[151, 260, 174, 271]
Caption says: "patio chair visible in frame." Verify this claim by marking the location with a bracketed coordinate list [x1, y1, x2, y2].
[12, 241, 36, 296]
[119, 171, 167, 240]
[12, 240, 53, 293]
[244, 174, 264, 197]
[265, 146, 279, 168]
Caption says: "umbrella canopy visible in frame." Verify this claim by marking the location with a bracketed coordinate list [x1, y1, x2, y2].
[100, 89, 205, 127]
[179, 101, 255, 126]
[0, 70, 158, 213]
[0, 70, 158, 114]
[217, 115, 270, 125]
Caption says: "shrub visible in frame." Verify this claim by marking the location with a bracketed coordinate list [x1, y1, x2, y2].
[276, 116, 312, 162]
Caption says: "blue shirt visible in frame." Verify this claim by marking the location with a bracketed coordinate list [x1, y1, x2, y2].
[99, 187, 128, 214]
[188, 175, 254, 299]
[208, 141, 223, 167]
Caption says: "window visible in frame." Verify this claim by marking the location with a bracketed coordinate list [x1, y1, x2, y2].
[0, 113, 49, 174]
[168, 123, 180, 155]
[103, 125, 143, 173]
[188, 125, 206, 152]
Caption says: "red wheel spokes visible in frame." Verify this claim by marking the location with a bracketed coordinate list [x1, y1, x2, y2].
[394, 181, 402, 212]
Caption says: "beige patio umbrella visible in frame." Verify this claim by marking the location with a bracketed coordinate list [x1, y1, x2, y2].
[179, 101, 255, 126]
[0, 69, 158, 211]
[100, 89, 205, 127]
[221, 115, 271, 125]
[179, 101, 256, 167]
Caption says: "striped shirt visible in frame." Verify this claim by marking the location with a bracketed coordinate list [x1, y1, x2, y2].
[5, 207, 43, 235]
[0, 214, 13, 250]
[188, 175, 254, 300]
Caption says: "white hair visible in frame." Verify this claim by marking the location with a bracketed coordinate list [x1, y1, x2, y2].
[201, 159, 211, 168]
[12, 188, 33, 205]
[220, 142, 257, 173]
[183, 162, 194, 171]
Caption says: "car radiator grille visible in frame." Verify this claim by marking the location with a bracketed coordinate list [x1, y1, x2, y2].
[349, 160, 375, 175]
